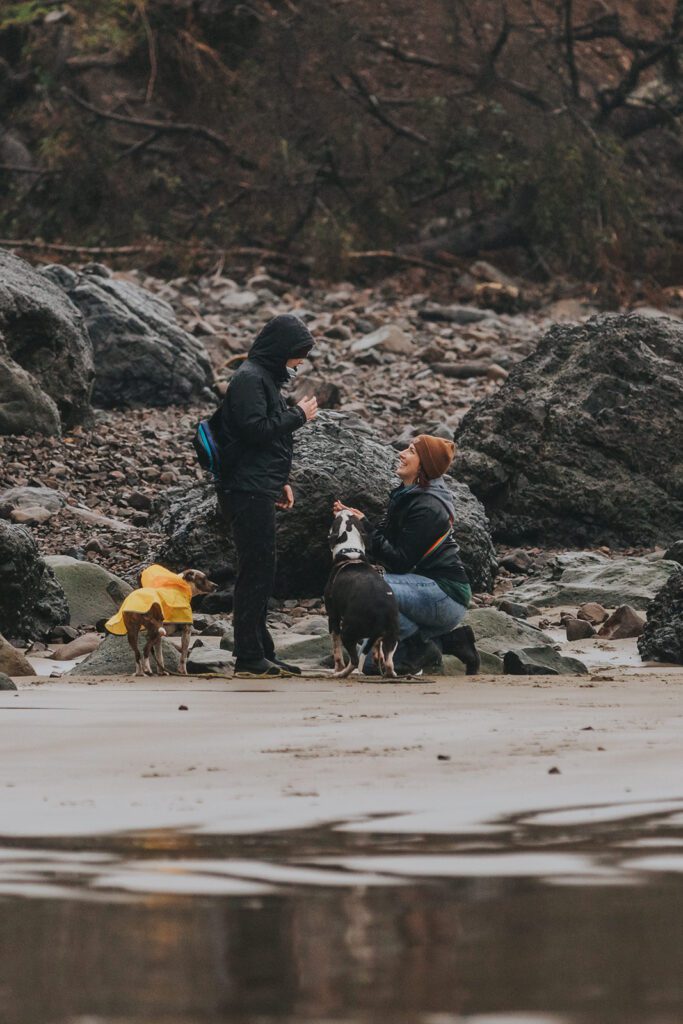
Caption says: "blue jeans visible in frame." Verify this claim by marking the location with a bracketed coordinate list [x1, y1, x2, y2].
[384, 573, 467, 641]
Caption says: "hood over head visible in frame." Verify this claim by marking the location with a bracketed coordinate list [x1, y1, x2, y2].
[248, 314, 315, 382]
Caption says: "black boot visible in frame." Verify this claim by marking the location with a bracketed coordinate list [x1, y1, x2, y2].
[234, 658, 292, 678]
[440, 624, 481, 675]
[394, 635, 442, 676]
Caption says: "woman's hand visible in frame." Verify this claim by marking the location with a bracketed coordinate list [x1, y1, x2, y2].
[297, 396, 318, 421]
[333, 499, 365, 519]
[276, 484, 295, 509]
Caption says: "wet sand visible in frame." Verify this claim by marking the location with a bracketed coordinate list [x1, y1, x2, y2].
[3, 668, 683, 839]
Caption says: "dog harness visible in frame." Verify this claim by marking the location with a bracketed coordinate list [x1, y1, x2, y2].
[105, 564, 194, 635]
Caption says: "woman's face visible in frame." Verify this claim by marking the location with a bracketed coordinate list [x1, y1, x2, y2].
[397, 443, 421, 484]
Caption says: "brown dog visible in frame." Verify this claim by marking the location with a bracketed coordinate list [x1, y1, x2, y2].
[122, 569, 217, 676]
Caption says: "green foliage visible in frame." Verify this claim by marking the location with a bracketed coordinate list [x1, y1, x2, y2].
[527, 126, 656, 276]
[0, 2, 55, 29]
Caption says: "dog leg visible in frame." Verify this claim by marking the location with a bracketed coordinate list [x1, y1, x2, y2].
[382, 640, 398, 679]
[125, 618, 143, 676]
[179, 624, 191, 675]
[331, 630, 346, 675]
[340, 631, 361, 677]
[143, 632, 155, 675]
[152, 627, 169, 675]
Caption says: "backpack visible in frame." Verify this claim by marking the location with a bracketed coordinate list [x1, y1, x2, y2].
[193, 406, 236, 482]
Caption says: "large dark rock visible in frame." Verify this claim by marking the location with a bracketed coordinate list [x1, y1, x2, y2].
[455, 313, 683, 546]
[153, 413, 497, 598]
[638, 569, 683, 664]
[42, 263, 215, 408]
[0, 521, 69, 640]
[0, 248, 94, 433]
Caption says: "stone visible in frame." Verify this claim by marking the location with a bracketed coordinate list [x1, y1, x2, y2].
[0, 486, 65, 513]
[10, 506, 53, 525]
[42, 264, 214, 408]
[638, 569, 683, 664]
[565, 617, 596, 641]
[494, 599, 532, 619]
[577, 602, 609, 625]
[0, 351, 61, 436]
[503, 647, 588, 676]
[0, 633, 36, 676]
[153, 412, 497, 598]
[71, 634, 180, 675]
[664, 540, 683, 566]
[44, 555, 132, 628]
[455, 313, 683, 547]
[350, 324, 414, 356]
[464, 607, 586, 674]
[0, 672, 17, 690]
[510, 553, 679, 611]
[499, 549, 533, 574]
[275, 633, 331, 663]
[51, 633, 103, 660]
[219, 630, 235, 652]
[418, 304, 492, 325]
[0, 522, 69, 640]
[597, 605, 645, 640]
[185, 647, 234, 673]
[0, 248, 94, 432]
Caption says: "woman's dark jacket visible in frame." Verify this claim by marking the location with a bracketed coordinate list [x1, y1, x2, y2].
[219, 315, 313, 498]
[369, 482, 471, 605]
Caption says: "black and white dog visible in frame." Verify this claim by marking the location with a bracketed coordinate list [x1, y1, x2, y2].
[324, 510, 400, 678]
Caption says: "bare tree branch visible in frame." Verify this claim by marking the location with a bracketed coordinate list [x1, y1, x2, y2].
[63, 88, 236, 155]
[331, 72, 432, 146]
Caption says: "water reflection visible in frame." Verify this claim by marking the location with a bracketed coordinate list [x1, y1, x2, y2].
[2, 802, 683, 1024]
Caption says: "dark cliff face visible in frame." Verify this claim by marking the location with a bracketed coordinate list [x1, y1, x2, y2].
[639, 570, 683, 665]
[454, 313, 683, 548]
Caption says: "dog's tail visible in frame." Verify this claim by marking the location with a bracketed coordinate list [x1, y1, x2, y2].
[158, 627, 167, 637]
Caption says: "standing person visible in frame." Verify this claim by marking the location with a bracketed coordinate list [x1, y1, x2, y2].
[218, 314, 318, 678]
[334, 435, 480, 675]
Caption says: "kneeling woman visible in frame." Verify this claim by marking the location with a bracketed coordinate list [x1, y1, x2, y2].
[334, 435, 479, 675]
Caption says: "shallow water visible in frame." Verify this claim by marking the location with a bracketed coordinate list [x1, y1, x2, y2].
[3, 801, 683, 1024]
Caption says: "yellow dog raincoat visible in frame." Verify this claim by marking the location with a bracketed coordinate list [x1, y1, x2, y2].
[105, 564, 193, 635]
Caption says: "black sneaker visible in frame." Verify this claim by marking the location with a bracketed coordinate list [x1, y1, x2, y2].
[234, 658, 292, 678]
[440, 624, 480, 675]
[271, 656, 302, 675]
[394, 636, 442, 676]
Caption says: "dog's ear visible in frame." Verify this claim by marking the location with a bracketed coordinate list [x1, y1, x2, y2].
[328, 516, 343, 543]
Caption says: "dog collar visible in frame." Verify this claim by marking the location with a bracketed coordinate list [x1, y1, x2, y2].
[335, 547, 365, 560]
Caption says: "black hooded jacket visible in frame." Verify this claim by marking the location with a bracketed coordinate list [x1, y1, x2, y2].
[219, 315, 314, 497]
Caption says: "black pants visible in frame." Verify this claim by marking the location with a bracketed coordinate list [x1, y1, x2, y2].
[218, 490, 277, 663]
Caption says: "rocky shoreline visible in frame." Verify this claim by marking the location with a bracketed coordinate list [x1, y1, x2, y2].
[0, 247, 682, 675]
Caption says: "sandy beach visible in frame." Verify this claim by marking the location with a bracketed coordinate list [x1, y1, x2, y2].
[3, 668, 683, 840]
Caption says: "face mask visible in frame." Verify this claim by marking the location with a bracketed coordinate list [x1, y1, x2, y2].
[286, 366, 298, 380]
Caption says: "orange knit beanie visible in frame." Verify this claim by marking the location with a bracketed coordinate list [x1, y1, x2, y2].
[413, 434, 455, 480]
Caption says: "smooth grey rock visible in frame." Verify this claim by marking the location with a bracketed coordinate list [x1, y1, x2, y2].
[465, 607, 587, 675]
[186, 647, 234, 673]
[0, 633, 35, 676]
[503, 648, 588, 676]
[42, 264, 214, 408]
[510, 553, 678, 611]
[153, 412, 497, 598]
[419, 304, 492, 325]
[0, 671, 17, 690]
[456, 314, 683, 547]
[0, 249, 94, 432]
[275, 634, 331, 663]
[638, 569, 683, 664]
[71, 634, 180, 675]
[44, 556, 132, 628]
[0, 522, 68, 640]
[0, 486, 65, 512]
